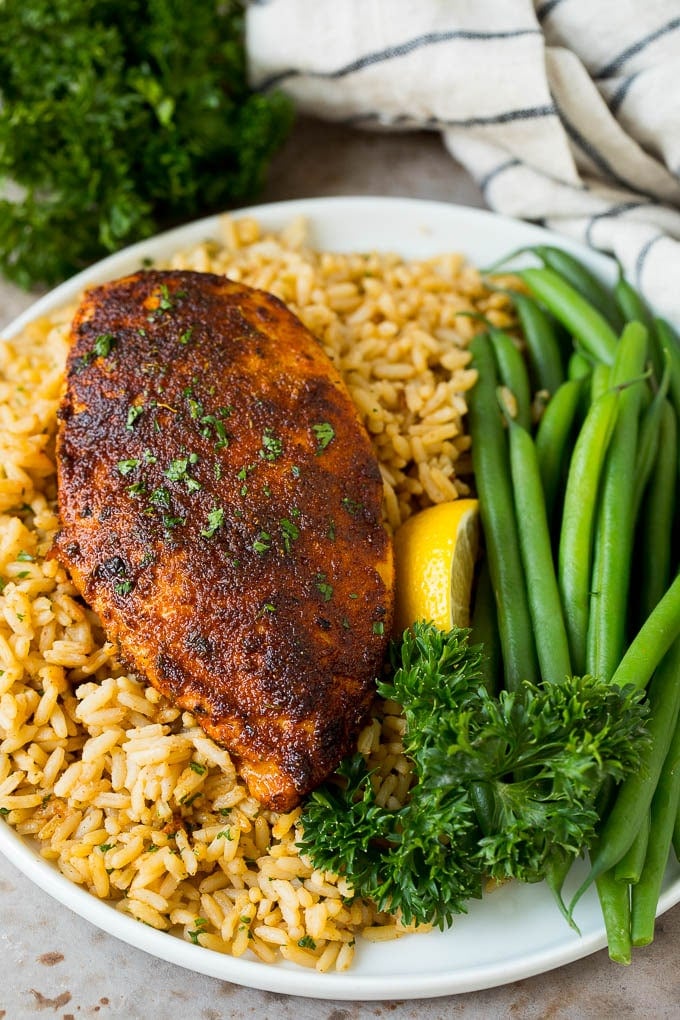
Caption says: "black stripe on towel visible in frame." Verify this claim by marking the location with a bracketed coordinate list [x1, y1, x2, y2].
[478, 158, 522, 199]
[595, 17, 680, 79]
[556, 100, 656, 200]
[343, 104, 557, 130]
[535, 0, 568, 22]
[584, 200, 652, 247]
[635, 233, 665, 287]
[608, 71, 642, 116]
[258, 27, 542, 90]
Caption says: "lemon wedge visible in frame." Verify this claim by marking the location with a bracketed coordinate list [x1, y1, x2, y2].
[393, 499, 480, 633]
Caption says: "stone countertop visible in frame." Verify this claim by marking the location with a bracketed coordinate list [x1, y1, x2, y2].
[1, 117, 678, 1019]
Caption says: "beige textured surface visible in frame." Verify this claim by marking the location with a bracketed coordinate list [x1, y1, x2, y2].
[0, 116, 678, 1019]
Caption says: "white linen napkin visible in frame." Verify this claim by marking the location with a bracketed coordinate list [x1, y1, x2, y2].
[247, 0, 680, 322]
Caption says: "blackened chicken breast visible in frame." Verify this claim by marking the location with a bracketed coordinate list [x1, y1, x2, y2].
[52, 270, 394, 811]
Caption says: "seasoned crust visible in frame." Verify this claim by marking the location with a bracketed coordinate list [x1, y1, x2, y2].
[52, 270, 394, 810]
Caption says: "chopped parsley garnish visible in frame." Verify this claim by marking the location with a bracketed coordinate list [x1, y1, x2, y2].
[187, 396, 203, 420]
[260, 428, 283, 462]
[165, 455, 192, 480]
[126, 404, 144, 429]
[312, 421, 335, 453]
[297, 935, 317, 950]
[187, 917, 208, 944]
[117, 458, 139, 475]
[253, 530, 271, 555]
[148, 283, 181, 320]
[315, 573, 333, 602]
[149, 486, 171, 509]
[189, 761, 207, 776]
[179, 791, 202, 807]
[93, 332, 115, 357]
[279, 517, 300, 554]
[77, 332, 116, 370]
[200, 414, 229, 449]
[16, 550, 34, 562]
[113, 580, 133, 595]
[201, 507, 224, 538]
[127, 481, 147, 498]
[161, 514, 185, 530]
[165, 454, 201, 492]
[372, 621, 385, 636]
[142, 448, 157, 464]
[178, 325, 194, 345]
[341, 496, 364, 516]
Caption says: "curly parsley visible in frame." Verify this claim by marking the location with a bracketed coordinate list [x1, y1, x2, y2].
[0, 0, 293, 288]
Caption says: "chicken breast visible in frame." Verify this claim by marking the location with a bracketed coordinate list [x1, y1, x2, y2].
[52, 269, 393, 811]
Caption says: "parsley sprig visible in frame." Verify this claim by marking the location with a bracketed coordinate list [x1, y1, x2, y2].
[0, 0, 293, 288]
[298, 623, 648, 928]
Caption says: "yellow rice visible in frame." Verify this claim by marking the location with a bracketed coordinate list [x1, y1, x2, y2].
[0, 215, 518, 971]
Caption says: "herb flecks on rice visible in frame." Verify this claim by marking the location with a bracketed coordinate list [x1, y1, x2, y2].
[0, 216, 516, 970]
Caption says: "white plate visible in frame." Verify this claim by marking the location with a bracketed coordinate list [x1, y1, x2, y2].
[1, 196, 678, 1000]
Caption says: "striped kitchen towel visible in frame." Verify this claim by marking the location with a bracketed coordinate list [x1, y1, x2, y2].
[247, 0, 680, 321]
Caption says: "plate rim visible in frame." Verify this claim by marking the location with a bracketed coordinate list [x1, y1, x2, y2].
[1, 194, 678, 1000]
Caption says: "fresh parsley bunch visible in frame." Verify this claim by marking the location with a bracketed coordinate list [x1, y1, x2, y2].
[298, 623, 649, 928]
[0, 0, 294, 288]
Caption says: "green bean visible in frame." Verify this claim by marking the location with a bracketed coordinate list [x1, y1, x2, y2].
[467, 333, 538, 691]
[596, 868, 632, 965]
[545, 848, 579, 931]
[630, 713, 680, 946]
[503, 401, 572, 682]
[470, 556, 502, 695]
[632, 359, 671, 521]
[570, 635, 680, 909]
[558, 386, 620, 677]
[535, 377, 584, 523]
[614, 810, 650, 884]
[488, 327, 532, 430]
[637, 400, 677, 620]
[614, 272, 664, 384]
[520, 267, 618, 365]
[530, 245, 624, 331]
[674, 800, 680, 862]
[610, 572, 680, 694]
[488, 243, 622, 329]
[568, 351, 593, 380]
[586, 323, 648, 681]
[507, 290, 565, 395]
[654, 317, 680, 420]
[590, 361, 611, 402]
[614, 271, 653, 327]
